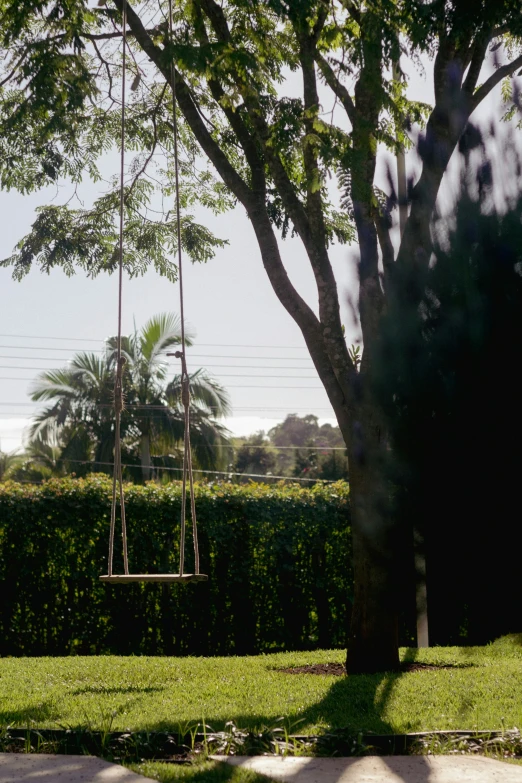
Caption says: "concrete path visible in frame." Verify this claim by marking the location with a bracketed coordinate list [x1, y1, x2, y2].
[220, 755, 522, 782]
[0, 754, 155, 783]
[2, 753, 521, 782]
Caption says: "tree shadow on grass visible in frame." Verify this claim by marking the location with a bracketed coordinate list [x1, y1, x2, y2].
[0, 699, 60, 727]
[142, 661, 415, 736]
[72, 685, 165, 696]
[140, 649, 436, 781]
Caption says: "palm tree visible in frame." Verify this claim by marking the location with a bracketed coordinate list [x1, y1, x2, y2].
[30, 352, 116, 472]
[30, 313, 231, 481]
[107, 313, 230, 480]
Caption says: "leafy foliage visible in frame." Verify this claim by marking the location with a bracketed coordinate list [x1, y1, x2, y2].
[28, 313, 231, 478]
[0, 476, 351, 655]
[268, 414, 348, 480]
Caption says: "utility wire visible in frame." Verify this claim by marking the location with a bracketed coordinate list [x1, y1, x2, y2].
[0, 355, 316, 370]
[0, 378, 324, 387]
[0, 349, 315, 362]
[0, 403, 335, 412]
[0, 334, 311, 350]
[30, 456, 340, 483]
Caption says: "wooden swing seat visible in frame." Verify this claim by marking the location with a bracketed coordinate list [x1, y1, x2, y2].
[100, 573, 208, 584]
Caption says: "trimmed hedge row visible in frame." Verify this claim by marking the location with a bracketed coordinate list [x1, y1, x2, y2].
[0, 477, 352, 656]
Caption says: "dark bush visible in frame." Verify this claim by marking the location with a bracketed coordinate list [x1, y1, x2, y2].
[0, 476, 351, 656]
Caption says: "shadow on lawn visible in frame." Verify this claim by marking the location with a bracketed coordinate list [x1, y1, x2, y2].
[0, 698, 60, 726]
[150, 648, 422, 737]
[144, 650, 434, 782]
[72, 685, 165, 696]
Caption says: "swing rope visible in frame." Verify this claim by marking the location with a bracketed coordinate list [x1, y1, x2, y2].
[168, 0, 200, 576]
[106, 0, 200, 578]
[108, 0, 129, 577]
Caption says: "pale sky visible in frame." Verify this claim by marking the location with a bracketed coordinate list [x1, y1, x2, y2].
[0, 44, 514, 454]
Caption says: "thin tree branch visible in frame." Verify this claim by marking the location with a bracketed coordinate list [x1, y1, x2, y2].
[463, 36, 489, 95]
[197, 0, 314, 247]
[339, 0, 361, 26]
[0, 48, 29, 88]
[316, 51, 357, 126]
[374, 210, 395, 288]
[111, 0, 253, 207]
[471, 52, 522, 112]
[91, 38, 117, 104]
[311, 0, 329, 45]
[293, 19, 354, 380]
[126, 83, 167, 202]
[192, 1, 266, 195]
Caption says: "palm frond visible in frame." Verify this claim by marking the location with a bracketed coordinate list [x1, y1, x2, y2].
[166, 369, 231, 417]
[139, 312, 194, 365]
[30, 368, 80, 401]
[105, 334, 138, 367]
[69, 352, 109, 384]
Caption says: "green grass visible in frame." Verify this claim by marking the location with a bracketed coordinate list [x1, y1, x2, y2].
[127, 760, 275, 783]
[0, 636, 521, 736]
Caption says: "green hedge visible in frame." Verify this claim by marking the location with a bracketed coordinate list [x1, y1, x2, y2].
[0, 477, 351, 656]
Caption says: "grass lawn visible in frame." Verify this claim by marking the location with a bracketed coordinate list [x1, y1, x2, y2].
[128, 761, 275, 783]
[0, 636, 521, 736]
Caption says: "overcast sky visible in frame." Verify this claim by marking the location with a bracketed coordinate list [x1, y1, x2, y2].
[0, 44, 513, 454]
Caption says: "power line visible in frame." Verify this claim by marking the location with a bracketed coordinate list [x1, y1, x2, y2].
[0, 349, 315, 362]
[0, 355, 316, 370]
[0, 403, 335, 413]
[0, 334, 310, 350]
[0, 367, 319, 380]
[182, 354, 313, 361]
[0, 346, 107, 353]
[0, 377, 324, 388]
[0, 334, 102, 343]
[32, 456, 338, 483]
[0, 431, 347, 451]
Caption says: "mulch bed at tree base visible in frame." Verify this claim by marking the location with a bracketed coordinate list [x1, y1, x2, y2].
[275, 662, 474, 676]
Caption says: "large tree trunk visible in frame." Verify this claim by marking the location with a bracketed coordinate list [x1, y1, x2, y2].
[339, 395, 400, 673]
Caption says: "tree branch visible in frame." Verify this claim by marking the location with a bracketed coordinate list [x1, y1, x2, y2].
[197, 0, 315, 248]
[316, 52, 356, 126]
[189, 0, 355, 388]
[295, 24, 354, 380]
[125, 83, 167, 202]
[192, 1, 266, 196]
[0, 48, 29, 88]
[462, 36, 489, 95]
[112, 0, 254, 207]
[113, 0, 331, 378]
[471, 52, 522, 112]
[374, 211, 395, 288]
[311, 0, 329, 45]
[339, 0, 361, 26]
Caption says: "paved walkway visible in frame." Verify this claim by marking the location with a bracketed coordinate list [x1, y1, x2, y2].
[221, 755, 522, 782]
[2, 753, 522, 782]
[0, 754, 155, 783]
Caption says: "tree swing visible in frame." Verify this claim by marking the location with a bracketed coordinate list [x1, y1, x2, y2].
[100, 0, 207, 585]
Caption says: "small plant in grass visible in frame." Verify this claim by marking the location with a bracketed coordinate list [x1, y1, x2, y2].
[204, 719, 285, 756]
[0, 725, 60, 755]
[201, 718, 313, 757]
